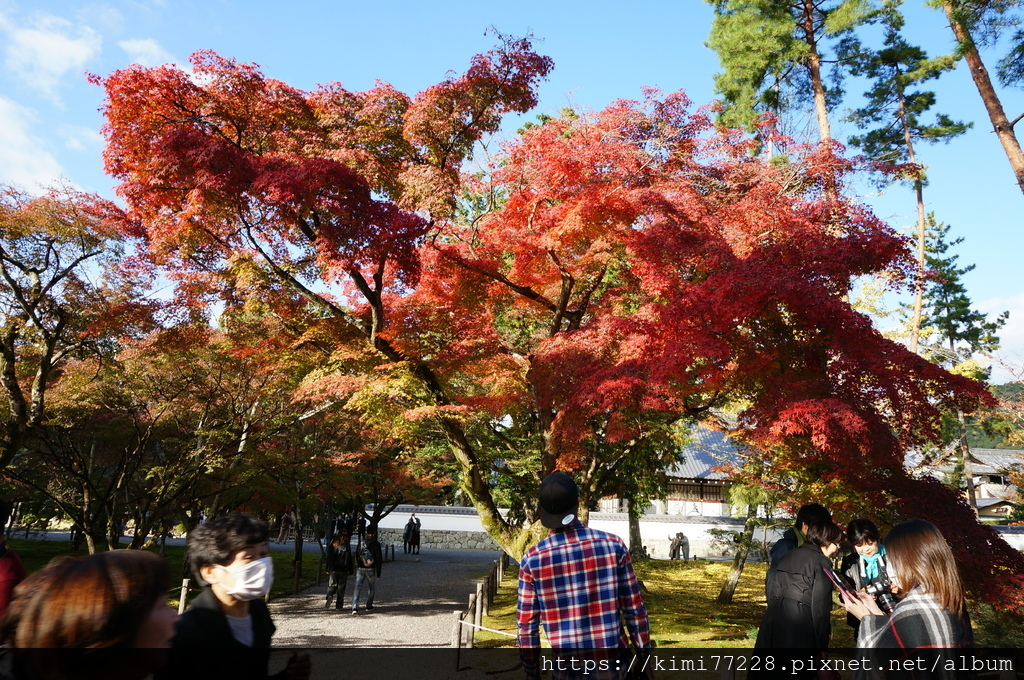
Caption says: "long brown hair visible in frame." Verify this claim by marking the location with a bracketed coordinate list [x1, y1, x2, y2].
[885, 520, 965, 615]
[1, 550, 170, 648]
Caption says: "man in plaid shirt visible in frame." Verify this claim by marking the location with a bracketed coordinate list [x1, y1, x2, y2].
[517, 473, 651, 679]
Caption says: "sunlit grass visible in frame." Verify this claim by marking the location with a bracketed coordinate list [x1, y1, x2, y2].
[472, 558, 1021, 649]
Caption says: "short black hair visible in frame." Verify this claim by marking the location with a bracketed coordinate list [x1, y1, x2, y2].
[804, 521, 844, 548]
[795, 503, 831, 529]
[846, 518, 880, 546]
[187, 513, 268, 586]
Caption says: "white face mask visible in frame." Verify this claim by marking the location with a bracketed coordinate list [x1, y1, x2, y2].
[220, 556, 274, 601]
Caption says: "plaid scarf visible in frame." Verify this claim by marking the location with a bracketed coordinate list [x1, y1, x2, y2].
[857, 587, 972, 649]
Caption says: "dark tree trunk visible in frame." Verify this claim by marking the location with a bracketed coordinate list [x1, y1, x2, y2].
[716, 505, 757, 605]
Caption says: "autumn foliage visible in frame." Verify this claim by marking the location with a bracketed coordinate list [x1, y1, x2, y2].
[92, 41, 1024, 611]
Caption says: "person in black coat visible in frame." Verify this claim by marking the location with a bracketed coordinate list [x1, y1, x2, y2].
[161, 514, 310, 680]
[325, 529, 353, 610]
[765, 503, 832, 598]
[753, 521, 844, 677]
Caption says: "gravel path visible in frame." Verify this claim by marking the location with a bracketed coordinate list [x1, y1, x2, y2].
[269, 548, 505, 647]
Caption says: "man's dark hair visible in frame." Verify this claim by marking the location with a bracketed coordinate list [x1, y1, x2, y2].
[795, 503, 831, 530]
[187, 513, 268, 586]
[804, 521, 844, 548]
[846, 518, 880, 546]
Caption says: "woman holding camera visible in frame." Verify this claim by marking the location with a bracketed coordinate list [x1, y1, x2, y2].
[841, 519, 894, 634]
[841, 520, 972, 648]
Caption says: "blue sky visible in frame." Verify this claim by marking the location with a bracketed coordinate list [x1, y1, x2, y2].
[1, 0, 1021, 381]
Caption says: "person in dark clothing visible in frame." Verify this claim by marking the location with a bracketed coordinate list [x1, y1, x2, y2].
[162, 514, 310, 680]
[351, 525, 383, 614]
[765, 503, 832, 597]
[325, 530, 353, 610]
[754, 521, 843, 678]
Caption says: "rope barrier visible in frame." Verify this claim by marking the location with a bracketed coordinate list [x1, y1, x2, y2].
[458, 620, 517, 638]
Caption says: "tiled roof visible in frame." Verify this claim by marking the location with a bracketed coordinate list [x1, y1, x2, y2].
[905, 448, 1024, 476]
[665, 426, 745, 481]
[976, 497, 1019, 509]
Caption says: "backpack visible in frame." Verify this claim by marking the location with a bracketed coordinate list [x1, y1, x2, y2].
[359, 545, 375, 568]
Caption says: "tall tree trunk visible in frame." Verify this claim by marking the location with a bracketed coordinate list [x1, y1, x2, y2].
[943, 1, 1024, 197]
[627, 497, 647, 561]
[716, 504, 757, 605]
[894, 75, 928, 354]
[957, 408, 978, 512]
[800, 0, 831, 143]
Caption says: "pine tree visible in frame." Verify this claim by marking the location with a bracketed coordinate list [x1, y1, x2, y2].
[934, 0, 1024, 196]
[843, 0, 970, 353]
[706, 0, 874, 142]
[921, 218, 1008, 510]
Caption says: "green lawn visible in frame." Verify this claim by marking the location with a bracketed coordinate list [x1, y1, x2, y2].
[474, 558, 1022, 649]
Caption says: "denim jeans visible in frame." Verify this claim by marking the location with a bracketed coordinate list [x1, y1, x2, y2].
[351, 567, 376, 610]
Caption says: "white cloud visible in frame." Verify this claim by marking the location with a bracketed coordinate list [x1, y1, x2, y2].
[118, 37, 177, 67]
[978, 291, 1024, 383]
[58, 123, 103, 152]
[0, 97, 64, 190]
[0, 11, 102, 104]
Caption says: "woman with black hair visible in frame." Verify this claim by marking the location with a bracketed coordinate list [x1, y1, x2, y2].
[841, 519, 892, 634]
[841, 520, 972, 649]
[755, 521, 844, 658]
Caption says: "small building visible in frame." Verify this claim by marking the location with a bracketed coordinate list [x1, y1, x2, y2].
[597, 424, 742, 517]
[906, 446, 1022, 513]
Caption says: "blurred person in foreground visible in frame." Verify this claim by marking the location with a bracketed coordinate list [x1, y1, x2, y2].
[0, 501, 25, 621]
[160, 513, 310, 680]
[841, 520, 972, 649]
[0, 550, 177, 680]
[517, 473, 651, 680]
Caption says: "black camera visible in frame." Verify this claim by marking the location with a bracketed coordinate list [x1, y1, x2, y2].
[864, 577, 897, 614]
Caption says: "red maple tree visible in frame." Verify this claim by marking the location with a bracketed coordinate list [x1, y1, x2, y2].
[94, 46, 1024, 612]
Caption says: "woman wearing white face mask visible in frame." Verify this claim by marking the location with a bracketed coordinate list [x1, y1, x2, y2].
[159, 514, 310, 680]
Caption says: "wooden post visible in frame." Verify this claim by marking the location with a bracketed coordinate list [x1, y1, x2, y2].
[480, 577, 490, 616]
[475, 580, 485, 627]
[466, 594, 477, 649]
[451, 610, 464, 649]
[178, 578, 189, 615]
[452, 610, 464, 671]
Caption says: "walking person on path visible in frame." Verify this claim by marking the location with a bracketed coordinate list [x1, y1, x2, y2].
[517, 473, 651, 679]
[351, 525, 383, 615]
[325, 529, 354, 610]
[276, 511, 292, 544]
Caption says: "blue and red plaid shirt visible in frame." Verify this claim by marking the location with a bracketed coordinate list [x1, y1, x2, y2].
[517, 520, 651, 652]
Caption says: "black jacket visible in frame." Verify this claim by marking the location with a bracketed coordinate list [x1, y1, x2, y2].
[158, 588, 278, 680]
[755, 543, 835, 650]
[326, 542, 353, 575]
[356, 537, 383, 577]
